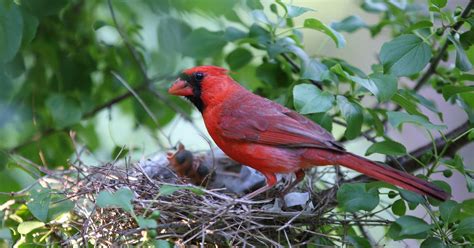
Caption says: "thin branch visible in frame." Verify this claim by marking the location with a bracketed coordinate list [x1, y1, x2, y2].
[281, 53, 323, 89]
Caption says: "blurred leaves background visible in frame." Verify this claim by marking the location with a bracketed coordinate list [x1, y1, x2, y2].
[0, 0, 473, 246]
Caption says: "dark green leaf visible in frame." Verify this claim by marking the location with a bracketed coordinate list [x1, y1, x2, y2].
[348, 73, 397, 102]
[442, 85, 474, 100]
[17, 221, 45, 235]
[439, 200, 461, 223]
[392, 199, 406, 216]
[395, 216, 432, 236]
[304, 18, 345, 48]
[337, 96, 363, 139]
[366, 139, 407, 156]
[454, 217, 474, 236]
[182, 28, 227, 59]
[399, 189, 425, 204]
[391, 92, 427, 118]
[27, 188, 51, 222]
[158, 17, 191, 54]
[461, 199, 474, 215]
[337, 183, 379, 212]
[387, 111, 446, 130]
[293, 84, 334, 114]
[154, 240, 172, 248]
[22, 0, 69, 16]
[137, 216, 158, 229]
[380, 34, 432, 76]
[96, 188, 134, 213]
[367, 110, 384, 136]
[47, 198, 74, 221]
[301, 59, 329, 82]
[224, 27, 247, 41]
[345, 235, 371, 248]
[45, 94, 83, 129]
[20, 7, 38, 47]
[256, 62, 289, 86]
[225, 48, 252, 70]
[460, 74, 474, 82]
[0, 3, 23, 63]
[421, 237, 445, 248]
[448, 34, 473, 71]
[331, 15, 367, 33]
[5, 52, 25, 78]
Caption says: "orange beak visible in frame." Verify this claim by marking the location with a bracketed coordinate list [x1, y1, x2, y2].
[168, 79, 193, 96]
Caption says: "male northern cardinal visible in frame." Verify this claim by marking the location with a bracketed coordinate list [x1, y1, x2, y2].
[168, 65, 449, 201]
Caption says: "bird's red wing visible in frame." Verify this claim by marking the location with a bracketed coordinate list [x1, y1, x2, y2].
[219, 93, 344, 151]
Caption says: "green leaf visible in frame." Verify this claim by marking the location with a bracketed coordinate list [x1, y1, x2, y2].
[27, 188, 52, 222]
[392, 199, 406, 216]
[154, 240, 172, 248]
[331, 15, 367, 33]
[158, 17, 191, 54]
[391, 92, 427, 118]
[439, 200, 461, 223]
[443, 154, 474, 192]
[348, 73, 397, 102]
[286, 4, 313, 18]
[442, 85, 474, 100]
[462, 199, 474, 215]
[405, 20, 433, 33]
[395, 216, 432, 236]
[448, 34, 473, 71]
[337, 183, 379, 212]
[399, 189, 425, 204]
[387, 111, 446, 130]
[22, 0, 69, 16]
[182, 28, 227, 59]
[337, 96, 364, 139]
[345, 235, 371, 248]
[301, 59, 329, 82]
[293, 83, 334, 114]
[430, 0, 447, 8]
[454, 217, 474, 236]
[421, 237, 445, 248]
[47, 198, 74, 221]
[5, 52, 25, 78]
[366, 139, 407, 156]
[304, 18, 345, 48]
[17, 221, 45, 235]
[0, 3, 23, 63]
[96, 188, 134, 213]
[224, 27, 247, 41]
[251, 10, 271, 25]
[380, 34, 432, 76]
[361, 0, 388, 13]
[225, 48, 252, 70]
[20, 7, 38, 47]
[45, 94, 83, 129]
[137, 216, 158, 229]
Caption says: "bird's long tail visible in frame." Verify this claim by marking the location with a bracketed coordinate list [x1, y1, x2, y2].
[306, 150, 450, 201]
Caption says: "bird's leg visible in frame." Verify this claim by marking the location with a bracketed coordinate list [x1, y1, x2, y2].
[279, 170, 305, 197]
[242, 173, 277, 199]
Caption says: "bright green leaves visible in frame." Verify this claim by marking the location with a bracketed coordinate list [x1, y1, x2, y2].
[18, 221, 45, 235]
[389, 216, 432, 239]
[430, 0, 447, 9]
[96, 188, 135, 213]
[293, 83, 334, 114]
[45, 94, 83, 129]
[444, 154, 474, 192]
[286, 4, 313, 18]
[442, 85, 474, 100]
[182, 28, 227, 59]
[27, 187, 74, 223]
[226, 48, 252, 70]
[337, 183, 379, 212]
[380, 34, 432, 76]
[337, 96, 363, 139]
[345, 235, 371, 248]
[366, 139, 407, 156]
[304, 18, 346, 48]
[0, 3, 23, 63]
[137, 216, 158, 229]
[387, 111, 446, 130]
[331, 15, 367, 33]
[158, 185, 204, 196]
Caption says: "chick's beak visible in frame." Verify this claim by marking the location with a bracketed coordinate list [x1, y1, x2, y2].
[168, 79, 193, 96]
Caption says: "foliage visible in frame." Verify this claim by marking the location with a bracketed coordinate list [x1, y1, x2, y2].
[0, 0, 473, 246]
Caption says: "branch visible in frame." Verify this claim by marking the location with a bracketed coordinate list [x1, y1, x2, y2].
[281, 53, 323, 89]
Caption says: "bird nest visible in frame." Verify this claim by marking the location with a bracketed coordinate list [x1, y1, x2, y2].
[44, 147, 387, 247]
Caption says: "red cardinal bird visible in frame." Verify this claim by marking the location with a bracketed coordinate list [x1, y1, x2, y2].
[168, 65, 449, 201]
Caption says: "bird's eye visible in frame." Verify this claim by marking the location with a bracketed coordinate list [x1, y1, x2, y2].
[194, 72, 204, 81]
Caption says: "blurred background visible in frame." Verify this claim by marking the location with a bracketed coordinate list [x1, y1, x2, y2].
[0, 0, 473, 246]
